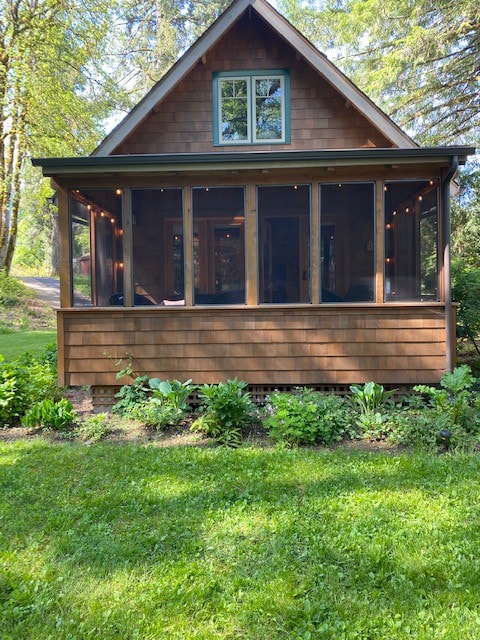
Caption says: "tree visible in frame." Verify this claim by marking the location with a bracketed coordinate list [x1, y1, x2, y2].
[107, 0, 232, 112]
[277, 0, 480, 145]
[451, 169, 480, 268]
[3, 0, 232, 275]
[0, 0, 122, 274]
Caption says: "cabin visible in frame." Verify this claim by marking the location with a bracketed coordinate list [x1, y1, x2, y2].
[33, 0, 474, 408]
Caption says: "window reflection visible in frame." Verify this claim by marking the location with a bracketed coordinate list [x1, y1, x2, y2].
[192, 187, 245, 304]
[131, 189, 184, 305]
[69, 189, 123, 306]
[320, 183, 375, 302]
[384, 181, 438, 301]
[258, 185, 310, 303]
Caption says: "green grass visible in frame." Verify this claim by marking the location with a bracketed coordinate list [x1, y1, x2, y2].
[0, 330, 56, 361]
[1, 442, 479, 639]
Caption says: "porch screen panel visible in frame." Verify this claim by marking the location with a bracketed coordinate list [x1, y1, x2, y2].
[319, 183, 375, 303]
[131, 189, 184, 305]
[258, 185, 310, 303]
[384, 181, 438, 301]
[192, 187, 245, 305]
[69, 189, 123, 306]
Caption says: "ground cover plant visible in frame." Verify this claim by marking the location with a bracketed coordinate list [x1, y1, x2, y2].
[1, 442, 480, 639]
[0, 348, 59, 428]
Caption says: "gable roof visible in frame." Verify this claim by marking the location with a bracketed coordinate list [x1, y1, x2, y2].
[93, 0, 417, 157]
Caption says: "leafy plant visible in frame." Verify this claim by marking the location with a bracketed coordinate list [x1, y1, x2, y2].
[0, 352, 58, 427]
[22, 398, 77, 431]
[112, 375, 150, 417]
[148, 378, 194, 411]
[350, 381, 395, 416]
[414, 365, 479, 435]
[131, 402, 187, 429]
[76, 413, 112, 442]
[263, 388, 353, 446]
[191, 378, 255, 446]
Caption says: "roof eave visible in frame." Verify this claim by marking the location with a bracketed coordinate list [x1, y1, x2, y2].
[32, 147, 476, 177]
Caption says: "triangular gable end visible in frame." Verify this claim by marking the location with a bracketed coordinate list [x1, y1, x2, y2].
[93, 0, 417, 157]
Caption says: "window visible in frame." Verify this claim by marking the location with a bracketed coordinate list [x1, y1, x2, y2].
[319, 183, 375, 302]
[131, 189, 184, 305]
[192, 187, 245, 304]
[69, 189, 123, 306]
[384, 180, 439, 301]
[213, 71, 290, 145]
[258, 185, 310, 303]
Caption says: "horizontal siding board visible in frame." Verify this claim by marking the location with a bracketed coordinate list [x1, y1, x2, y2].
[60, 305, 448, 387]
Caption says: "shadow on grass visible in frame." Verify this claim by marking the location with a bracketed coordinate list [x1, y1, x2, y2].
[1, 442, 480, 638]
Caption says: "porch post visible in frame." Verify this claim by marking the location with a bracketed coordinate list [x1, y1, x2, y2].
[57, 187, 71, 308]
[121, 187, 133, 307]
[375, 179, 385, 303]
[311, 182, 320, 304]
[443, 156, 458, 372]
[245, 184, 258, 305]
[183, 187, 194, 306]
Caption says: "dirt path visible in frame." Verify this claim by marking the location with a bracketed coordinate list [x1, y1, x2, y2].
[20, 277, 60, 309]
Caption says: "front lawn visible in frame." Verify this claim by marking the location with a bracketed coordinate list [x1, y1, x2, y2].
[0, 330, 56, 361]
[1, 441, 479, 639]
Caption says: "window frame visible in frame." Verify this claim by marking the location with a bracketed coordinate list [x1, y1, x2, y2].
[213, 70, 290, 146]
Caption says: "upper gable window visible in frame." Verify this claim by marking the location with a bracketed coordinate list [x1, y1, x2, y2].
[213, 71, 290, 145]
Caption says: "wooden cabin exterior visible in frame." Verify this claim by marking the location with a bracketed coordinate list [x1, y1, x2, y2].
[33, 0, 474, 405]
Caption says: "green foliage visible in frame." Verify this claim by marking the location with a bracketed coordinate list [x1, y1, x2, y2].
[131, 402, 187, 430]
[148, 378, 194, 411]
[22, 398, 76, 431]
[0, 350, 58, 427]
[190, 413, 242, 448]
[277, 0, 480, 144]
[452, 259, 480, 356]
[413, 365, 479, 435]
[191, 378, 255, 446]
[350, 381, 395, 415]
[451, 170, 480, 269]
[112, 376, 150, 416]
[114, 376, 194, 429]
[76, 413, 112, 442]
[130, 378, 196, 429]
[263, 388, 353, 446]
[0, 271, 29, 307]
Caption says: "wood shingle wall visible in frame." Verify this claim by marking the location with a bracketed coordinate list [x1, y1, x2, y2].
[113, 12, 391, 155]
[59, 305, 447, 388]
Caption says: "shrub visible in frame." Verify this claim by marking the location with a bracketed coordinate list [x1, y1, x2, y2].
[0, 271, 29, 307]
[452, 259, 480, 357]
[148, 378, 194, 411]
[414, 365, 479, 434]
[112, 375, 150, 416]
[22, 398, 76, 431]
[384, 366, 480, 452]
[263, 388, 353, 446]
[191, 378, 255, 446]
[0, 351, 58, 427]
[130, 402, 187, 429]
[76, 413, 112, 442]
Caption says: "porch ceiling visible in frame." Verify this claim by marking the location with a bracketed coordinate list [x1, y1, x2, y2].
[32, 147, 475, 178]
